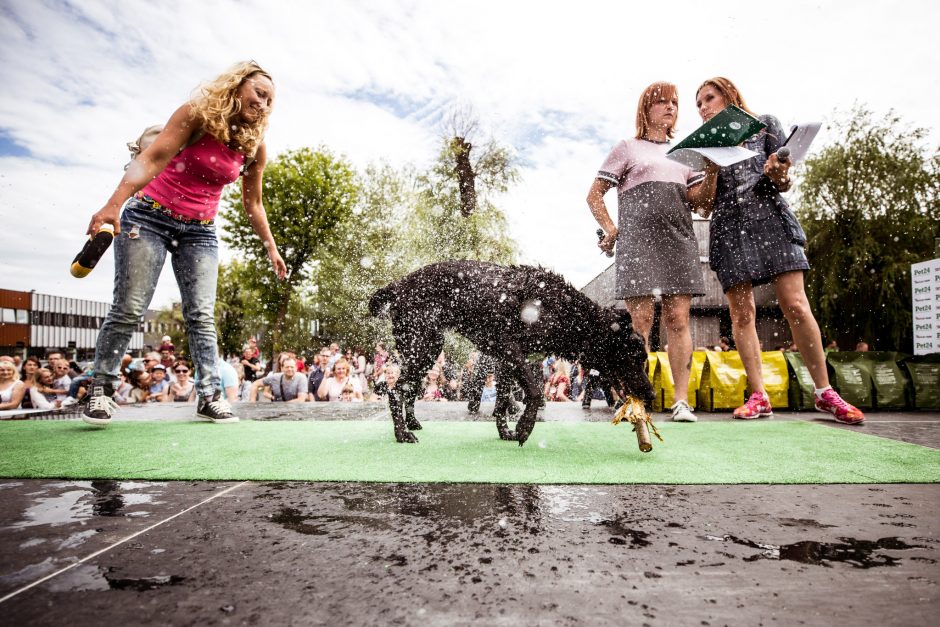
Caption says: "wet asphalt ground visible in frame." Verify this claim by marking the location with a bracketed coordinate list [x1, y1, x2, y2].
[1, 403, 938, 626]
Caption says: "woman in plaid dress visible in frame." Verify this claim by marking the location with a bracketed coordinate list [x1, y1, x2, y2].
[693, 77, 864, 424]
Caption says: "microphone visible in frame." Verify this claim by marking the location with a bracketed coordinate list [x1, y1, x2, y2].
[70, 225, 114, 278]
[776, 146, 790, 163]
[597, 229, 614, 257]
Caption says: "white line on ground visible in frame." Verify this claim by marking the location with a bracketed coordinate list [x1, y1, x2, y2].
[0, 481, 249, 604]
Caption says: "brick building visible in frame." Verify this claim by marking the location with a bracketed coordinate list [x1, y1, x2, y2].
[0, 288, 145, 360]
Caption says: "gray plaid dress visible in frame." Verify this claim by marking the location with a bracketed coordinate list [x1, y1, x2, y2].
[709, 114, 809, 292]
[597, 138, 706, 299]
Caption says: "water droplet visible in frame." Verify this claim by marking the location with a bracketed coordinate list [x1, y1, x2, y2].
[360, 256, 373, 269]
[520, 302, 540, 324]
[174, 162, 186, 172]
[497, 518, 508, 529]
[499, 293, 507, 303]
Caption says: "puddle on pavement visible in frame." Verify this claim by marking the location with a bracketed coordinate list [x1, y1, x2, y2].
[9, 481, 165, 529]
[105, 573, 186, 591]
[598, 517, 652, 548]
[270, 507, 392, 536]
[702, 534, 925, 568]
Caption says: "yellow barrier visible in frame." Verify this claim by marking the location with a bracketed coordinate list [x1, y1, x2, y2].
[650, 351, 708, 411]
[696, 350, 748, 411]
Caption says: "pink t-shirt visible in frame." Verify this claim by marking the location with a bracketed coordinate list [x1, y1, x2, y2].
[140, 134, 245, 220]
[597, 139, 703, 194]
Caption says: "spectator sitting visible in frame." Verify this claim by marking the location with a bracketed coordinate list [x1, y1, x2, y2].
[51, 360, 72, 404]
[250, 358, 308, 403]
[544, 358, 572, 402]
[325, 343, 341, 373]
[307, 347, 331, 402]
[421, 367, 448, 402]
[372, 342, 390, 385]
[480, 373, 497, 402]
[34, 368, 60, 404]
[112, 372, 134, 405]
[435, 351, 459, 400]
[339, 384, 357, 402]
[825, 339, 839, 351]
[0, 360, 26, 409]
[317, 358, 363, 401]
[239, 345, 262, 385]
[159, 347, 176, 371]
[246, 337, 260, 359]
[148, 364, 170, 402]
[127, 370, 152, 404]
[369, 364, 399, 401]
[233, 362, 250, 401]
[169, 362, 196, 402]
[719, 336, 732, 352]
[351, 347, 368, 391]
[159, 335, 176, 354]
[218, 357, 240, 402]
[19, 356, 42, 410]
[855, 341, 870, 352]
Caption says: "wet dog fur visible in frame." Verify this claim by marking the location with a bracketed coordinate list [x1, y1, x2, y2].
[369, 260, 654, 446]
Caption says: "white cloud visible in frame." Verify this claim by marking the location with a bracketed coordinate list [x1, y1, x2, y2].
[0, 0, 938, 313]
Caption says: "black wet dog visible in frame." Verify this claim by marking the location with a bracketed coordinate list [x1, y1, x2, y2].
[369, 260, 654, 446]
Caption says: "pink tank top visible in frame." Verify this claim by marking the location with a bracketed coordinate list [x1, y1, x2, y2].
[140, 134, 246, 221]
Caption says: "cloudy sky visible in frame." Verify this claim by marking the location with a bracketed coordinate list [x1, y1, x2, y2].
[1, 0, 938, 310]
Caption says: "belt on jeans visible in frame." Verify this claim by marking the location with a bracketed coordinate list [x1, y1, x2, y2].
[133, 194, 215, 225]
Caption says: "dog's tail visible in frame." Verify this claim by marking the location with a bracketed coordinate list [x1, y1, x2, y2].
[368, 284, 395, 318]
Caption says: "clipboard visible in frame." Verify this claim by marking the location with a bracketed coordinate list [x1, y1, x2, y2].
[780, 122, 821, 163]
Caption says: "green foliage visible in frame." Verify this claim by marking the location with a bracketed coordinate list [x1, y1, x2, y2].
[402, 138, 518, 267]
[215, 131, 521, 359]
[795, 106, 940, 350]
[219, 147, 359, 351]
[215, 259, 262, 358]
[313, 162, 411, 349]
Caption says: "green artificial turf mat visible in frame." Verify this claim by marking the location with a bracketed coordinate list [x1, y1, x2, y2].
[1, 420, 938, 484]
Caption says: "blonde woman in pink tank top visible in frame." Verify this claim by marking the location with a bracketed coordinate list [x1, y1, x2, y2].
[82, 61, 287, 428]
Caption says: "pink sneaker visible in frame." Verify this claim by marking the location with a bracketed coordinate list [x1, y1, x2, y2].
[733, 391, 773, 420]
[815, 389, 865, 424]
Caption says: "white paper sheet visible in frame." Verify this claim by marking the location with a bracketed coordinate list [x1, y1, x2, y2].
[666, 145, 758, 170]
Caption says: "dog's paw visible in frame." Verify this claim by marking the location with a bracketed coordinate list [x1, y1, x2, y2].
[515, 424, 535, 446]
[395, 430, 419, 444]
[498, 429, 517, 441]
[405, 418, 423, 431]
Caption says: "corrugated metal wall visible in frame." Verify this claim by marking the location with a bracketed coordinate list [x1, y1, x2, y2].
[28, 292, 143, 351]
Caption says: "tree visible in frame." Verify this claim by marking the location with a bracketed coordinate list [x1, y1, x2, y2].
[220, 147, 359, 351]
[313, 162, 413, 349]
[215, 259, 262, 358]
[402, 119, 519, 268]
[795, 106, 940, 351]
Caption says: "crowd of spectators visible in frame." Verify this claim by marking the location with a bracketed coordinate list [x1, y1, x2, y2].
[1, 330, 880, 413]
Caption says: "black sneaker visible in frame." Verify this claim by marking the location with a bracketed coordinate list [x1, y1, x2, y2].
[196, 393, 238, 423]
[82, 380, 118, 427]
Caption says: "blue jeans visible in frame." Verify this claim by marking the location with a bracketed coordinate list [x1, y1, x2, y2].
[93, 198, 220, 399]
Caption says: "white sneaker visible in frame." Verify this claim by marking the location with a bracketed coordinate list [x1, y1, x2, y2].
[670, 400, 698, 422]
[60, 396, 78, 408]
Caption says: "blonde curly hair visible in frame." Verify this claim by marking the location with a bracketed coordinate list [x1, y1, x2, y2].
[189, 60, 274, 157]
